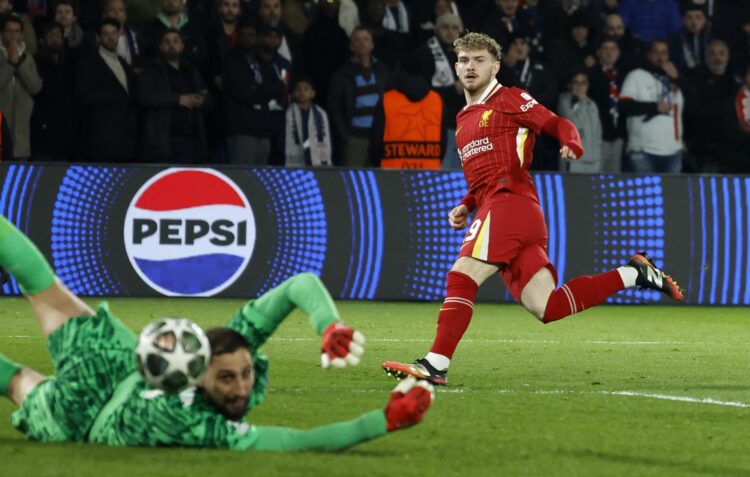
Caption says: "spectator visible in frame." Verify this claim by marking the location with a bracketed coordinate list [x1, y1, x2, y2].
[102, 0, 142, 69]
[0, 113, 12, 161]
[600, 13, 644, 71]
[547, 11, 597, 90]
[669, 5, 711, 73]
[301, 0, 349, 106]
[619, 0, 682, 43]
[143, 0, 207, 72]
[382, 0, 412, 36]
[208, 0, 241, 87]
[368, 60, 445, 169]
[55, 0, 84, 51]
[588, 38, 627, 171]
[257, 24, 292, 164]
[338, 0, 360, 36]
[558, 70, 603, 172]
[76, 18, 137, 162]
[257, 0, 300, 71]
[328, 26, 391, 167]
[138, 29, 213, 164]
[0, 0, 36, 56]
[284, 77, 332, 167]
[223, 20, 285, 165]
[31, 21, 76, 162]
[0, 15, 41, 161]
[412, 0, 463, 44]
[620, 39, 689, 172]
[413, 12, 464, 169]
[483, 0, 532, 52]
[684, 39, 740, 172]
[360, 0, 409, 69]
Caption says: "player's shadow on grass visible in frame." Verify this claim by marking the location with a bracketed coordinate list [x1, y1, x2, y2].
[564, 449, 749, 477]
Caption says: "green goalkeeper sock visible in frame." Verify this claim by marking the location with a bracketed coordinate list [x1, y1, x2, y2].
[0, 352, 22, 396]
[0, 215, 55, 295]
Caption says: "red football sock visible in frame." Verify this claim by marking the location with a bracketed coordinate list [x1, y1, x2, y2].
[429, 271, 478, 358]
[542, 270, 625, 324]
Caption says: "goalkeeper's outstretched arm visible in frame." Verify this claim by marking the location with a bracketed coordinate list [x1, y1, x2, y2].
[228, 378, 434, 452]
[227, 273, 365, 368]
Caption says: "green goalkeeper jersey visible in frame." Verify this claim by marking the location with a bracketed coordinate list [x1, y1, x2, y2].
[88, 273, 387, 451]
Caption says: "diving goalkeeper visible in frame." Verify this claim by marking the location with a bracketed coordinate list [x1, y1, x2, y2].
[0, 215, 433, 450]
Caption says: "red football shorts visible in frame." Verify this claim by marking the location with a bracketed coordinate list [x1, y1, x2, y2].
[457, 192, 558, 301]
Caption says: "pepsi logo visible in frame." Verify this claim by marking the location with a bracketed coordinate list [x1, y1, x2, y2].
[124, 168, 256, 296]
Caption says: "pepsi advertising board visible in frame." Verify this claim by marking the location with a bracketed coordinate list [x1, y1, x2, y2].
[0, 163, 746, 305]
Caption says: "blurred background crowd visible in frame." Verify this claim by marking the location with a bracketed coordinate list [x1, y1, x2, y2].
[0, 0, 748, 173]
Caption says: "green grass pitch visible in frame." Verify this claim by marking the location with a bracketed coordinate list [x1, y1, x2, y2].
[1, 298, 749, 477]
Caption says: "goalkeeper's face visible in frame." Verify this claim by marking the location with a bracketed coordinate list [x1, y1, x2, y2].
[456, 49, 500, 94]
[200, 348, 255, 421]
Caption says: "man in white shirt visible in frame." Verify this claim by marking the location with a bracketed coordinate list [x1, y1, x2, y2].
[619, 39, 688, 172]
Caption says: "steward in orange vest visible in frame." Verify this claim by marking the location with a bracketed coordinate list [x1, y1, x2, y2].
[369, 67, 445, 169]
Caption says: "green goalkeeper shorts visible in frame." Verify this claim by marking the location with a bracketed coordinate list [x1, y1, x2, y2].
[11, 303, 138, 442]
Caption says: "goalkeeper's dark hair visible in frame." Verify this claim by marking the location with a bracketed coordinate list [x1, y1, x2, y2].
[206, 327, 250, 358]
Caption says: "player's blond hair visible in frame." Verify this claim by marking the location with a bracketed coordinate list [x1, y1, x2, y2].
[453, 32, 503, 61]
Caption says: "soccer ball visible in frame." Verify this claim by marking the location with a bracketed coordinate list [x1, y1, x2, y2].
[135, 318, 211, 393]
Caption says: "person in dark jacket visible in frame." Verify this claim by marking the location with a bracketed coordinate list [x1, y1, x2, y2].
[327, 26, 391, 167]
[143, 0, 207, 73]
[31, 21, 76, 162]
[222, 20, 285, 165]
[76, 17, 137, 163]
[138, 28, 213, 164]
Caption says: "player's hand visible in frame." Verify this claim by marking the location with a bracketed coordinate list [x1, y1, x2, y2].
[559, 146, 579, 161]
[320, 322, 365, 369]
[448, 204, 469, 229]
[384, 377, 435, 432]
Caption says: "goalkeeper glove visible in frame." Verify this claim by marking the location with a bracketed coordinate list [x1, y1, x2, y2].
[320, 322, 365, 369]
[384, 376, 435, 432]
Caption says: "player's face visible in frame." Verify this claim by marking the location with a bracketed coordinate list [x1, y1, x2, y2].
[455, 49, 500, 94]
[220, 0, 241, 23]
[201, 348, 255, 421]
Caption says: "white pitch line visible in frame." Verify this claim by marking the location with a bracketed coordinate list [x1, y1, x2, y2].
[266, 337, 709, 346]
[280, 387, 750, 408]
[607, 391, 750, 408]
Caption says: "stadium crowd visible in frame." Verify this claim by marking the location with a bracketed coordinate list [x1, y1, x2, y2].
[0, 0, 748, 173]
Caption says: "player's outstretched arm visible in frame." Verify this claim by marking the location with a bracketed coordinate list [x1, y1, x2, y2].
[230, 378, 434, 452]
[228, 273, 365, 367]
[541, 115, 584, 160]
[0, 215, 93, 336]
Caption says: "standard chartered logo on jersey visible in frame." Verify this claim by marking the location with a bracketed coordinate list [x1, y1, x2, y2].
[460, 137, 494, 162]
[123, 168, 256, 297]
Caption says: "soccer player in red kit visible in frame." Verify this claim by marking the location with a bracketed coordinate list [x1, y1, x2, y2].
[382, 33, 684, 385]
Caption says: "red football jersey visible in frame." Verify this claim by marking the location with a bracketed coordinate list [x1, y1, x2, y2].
[456, 82, 556, 208]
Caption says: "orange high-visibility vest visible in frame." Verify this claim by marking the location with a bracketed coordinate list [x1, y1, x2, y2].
[381, 89, 443, 169]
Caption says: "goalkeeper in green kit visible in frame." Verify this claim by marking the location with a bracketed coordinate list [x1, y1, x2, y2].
[0, 215, 434, 450]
